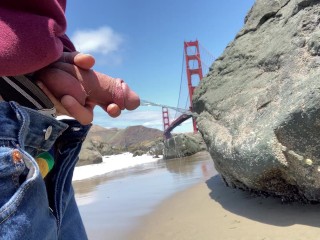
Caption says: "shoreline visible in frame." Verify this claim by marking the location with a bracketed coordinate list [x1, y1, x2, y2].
[73, 152, 162, 181]
[127, 174, 320, 240]
[75, 151, 216, 240]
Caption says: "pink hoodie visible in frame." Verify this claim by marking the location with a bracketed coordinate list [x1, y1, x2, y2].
[0, 0, 75, 76]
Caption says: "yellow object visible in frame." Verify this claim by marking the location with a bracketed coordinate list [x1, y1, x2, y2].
[36, 158, 50, 178]
[36, 152, 54, 178]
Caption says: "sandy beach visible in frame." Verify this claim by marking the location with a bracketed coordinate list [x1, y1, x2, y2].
[74, 152, 320, 240]
[75, 151, 216, 239]
[128, 175, 320, 240]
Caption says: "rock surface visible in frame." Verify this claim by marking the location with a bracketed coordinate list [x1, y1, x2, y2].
[78, 124, 206, 166]
[193, 0, 320, 201]
[163, 133, 207, 159]
[78, 125, 163, 166]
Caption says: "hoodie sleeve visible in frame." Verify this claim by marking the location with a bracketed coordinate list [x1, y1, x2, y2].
[0, 0, 75, 76]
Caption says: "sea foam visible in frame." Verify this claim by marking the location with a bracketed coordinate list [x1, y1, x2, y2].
[73, 152, 162, 181]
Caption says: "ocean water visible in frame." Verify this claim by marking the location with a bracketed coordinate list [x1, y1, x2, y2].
[73, 151, 216, 240]
[73, 152, 162, 181]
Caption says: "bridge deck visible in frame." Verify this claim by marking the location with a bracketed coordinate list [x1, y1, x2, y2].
[164, 113, 193, 139]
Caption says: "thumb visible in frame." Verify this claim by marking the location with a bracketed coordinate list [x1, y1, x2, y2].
[59, 52, 95, 70]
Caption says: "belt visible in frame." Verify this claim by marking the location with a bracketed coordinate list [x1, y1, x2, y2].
[0, 75, 56, 117]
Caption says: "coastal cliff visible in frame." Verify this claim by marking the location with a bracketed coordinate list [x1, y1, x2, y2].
[78, 125, 206, 166]
[193, 0, 320, 201]
[78, 125, 163, 166]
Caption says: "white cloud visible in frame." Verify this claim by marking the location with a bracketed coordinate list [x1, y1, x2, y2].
[92, 107, 194, 133]
[71, 26, 124, 56]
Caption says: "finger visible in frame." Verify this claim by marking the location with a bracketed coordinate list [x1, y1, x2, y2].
[50, 62, 92, 85]
[36, 67, 87, 105]
[105, 103, 121, 118]
[60, 95, 94, 125]
[74, 53, 95, 69]
[47, 64, 140, 111]
[58, 52, 95, 69]
[46, 64, 104, 104]
[36, 81, 71, 116]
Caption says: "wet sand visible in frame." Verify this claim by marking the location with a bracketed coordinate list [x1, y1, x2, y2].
[128, 175, 320, 240]
[74, 151, 320, 239]
[74, 151, 216, 240]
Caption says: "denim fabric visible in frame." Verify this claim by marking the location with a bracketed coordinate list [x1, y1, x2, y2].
[0, 101, 91, 240]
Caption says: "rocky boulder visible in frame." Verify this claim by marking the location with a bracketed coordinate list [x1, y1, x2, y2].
[193, 0, 320, 202]
[164, 133, 207, 159]
[78, 125, 163, 166]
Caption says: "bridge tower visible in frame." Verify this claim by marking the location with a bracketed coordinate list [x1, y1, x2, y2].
[184, 40, 204, 133]
[162, 107, 171, 133]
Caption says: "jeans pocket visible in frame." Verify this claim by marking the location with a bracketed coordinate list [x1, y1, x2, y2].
[0, 145, 38, 223]
[0, 146, 58, 239]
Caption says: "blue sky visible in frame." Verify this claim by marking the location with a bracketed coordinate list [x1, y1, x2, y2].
[65, 0, 255, 132]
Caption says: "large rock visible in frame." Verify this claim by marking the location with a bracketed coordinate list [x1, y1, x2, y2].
[193, 0, 320, 201]
[78, 145, 102, 166]
[164, 133, 207, 159]
[77, 125, 164, 166]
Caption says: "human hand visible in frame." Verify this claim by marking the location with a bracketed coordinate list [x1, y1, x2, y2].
[50, 52, 140, 115]
[46, 51, 140, 113]
[59, 51, 95, 69]
[36, 52, 95, 124]
[36, 52, 140, 124]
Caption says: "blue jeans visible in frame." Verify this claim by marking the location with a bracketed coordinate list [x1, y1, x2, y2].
[0, 101, 90, 239]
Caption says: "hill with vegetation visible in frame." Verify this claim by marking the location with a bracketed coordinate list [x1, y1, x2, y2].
[78, 125, 164, 166]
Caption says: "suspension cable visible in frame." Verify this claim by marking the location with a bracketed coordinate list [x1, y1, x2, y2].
[175, 46, 186, 119]
[198, 43, 215, 74]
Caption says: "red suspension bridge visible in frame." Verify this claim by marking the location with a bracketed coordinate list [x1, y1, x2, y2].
[161, 40, 214, 139]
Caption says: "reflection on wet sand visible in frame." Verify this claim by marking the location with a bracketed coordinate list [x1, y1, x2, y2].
[74, 151, 214, 196]
[73, 161, 161, 196]
[164, 151, 215, 177]
[74, 151, 215, 240]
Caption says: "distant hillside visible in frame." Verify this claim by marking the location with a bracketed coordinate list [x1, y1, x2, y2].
[86, 125, 119, 142]
[109, 125, 164, 148]
[86, 125, 163, 148]
[78, 125, 164, 166]
[78, 124, 206, 166]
